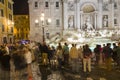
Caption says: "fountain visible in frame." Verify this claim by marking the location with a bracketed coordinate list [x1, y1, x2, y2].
[47, 29, 119, 48]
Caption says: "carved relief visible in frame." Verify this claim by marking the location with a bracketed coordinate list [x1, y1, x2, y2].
[68, 1, 75, 11]
[103, 0, 109, 11]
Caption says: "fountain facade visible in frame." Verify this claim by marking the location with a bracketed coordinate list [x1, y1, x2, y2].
[29, 0, 120, 43]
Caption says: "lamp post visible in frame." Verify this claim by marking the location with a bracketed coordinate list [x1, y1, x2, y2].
[40, 13, 45, 42]
[40, 12, 51, 42]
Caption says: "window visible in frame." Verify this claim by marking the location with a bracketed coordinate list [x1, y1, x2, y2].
[56, 19, 60, 26]
[9, 14, 12, 20]
[8, 2, 12, 10]
[0, 0, 4, 4]
[56, 2, 59, 8]
[17, 34, 19, 38]
[114, 19, 117, 24]
[0, 9, 4, 17]
[2, 24, 4, 32]
[45, 1, 49, 8]
[11, 27, 13, 33]
[114, 2, 117, 9]
[26, 34, 28, 38]
[34, 1, 38, 8]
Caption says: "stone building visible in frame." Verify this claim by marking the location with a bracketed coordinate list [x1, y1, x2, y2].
[28, 0, 120, 43]
[0, 0, 14, 44]
[14, 15, 30, 41]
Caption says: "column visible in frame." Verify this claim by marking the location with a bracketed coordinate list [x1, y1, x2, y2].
[63, 0, 68, 29]
[97, 0, 102, 29]
[80, 11, 83, 29]
[75, 0, 80, 30]
[94, 12, 97, 29]
[74, 1, 77, 29]
[111, 1, 114, 28]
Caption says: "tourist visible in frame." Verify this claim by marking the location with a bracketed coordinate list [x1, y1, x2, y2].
[94, 44, 102, 66]
[23, 46, 33, 79]
[102, 43, 113, 71]
[112, 43, 118, 64]
[115, 42, 120, 70]
[83, 44, 92, 73]
[69, 44, 79, 73]
[56, 44, 63, 68]
[62, 43, 69, 65]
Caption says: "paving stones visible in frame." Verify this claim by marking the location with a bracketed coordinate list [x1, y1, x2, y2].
[100, 77, 107, 80]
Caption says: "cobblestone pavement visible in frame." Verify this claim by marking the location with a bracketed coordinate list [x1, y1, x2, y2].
[0, 61, 41, 80]
[0, 64, 10, 80]
[40, 64, 120, 80]
[0, 63, 120, 80]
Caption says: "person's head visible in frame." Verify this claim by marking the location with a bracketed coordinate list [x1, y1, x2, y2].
[85, 44, 89, 49]
[107, 43, 111, 47]
[59, 43, 61, 46]
[103, 44, 106, 47]
[64, 43, 67, 46]
[113, 43, 116, 46]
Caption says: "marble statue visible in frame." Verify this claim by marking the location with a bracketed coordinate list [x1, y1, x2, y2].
[84, 17, 94, 31]
[68, 16, 74, 28]
[103, 15, 108, 27]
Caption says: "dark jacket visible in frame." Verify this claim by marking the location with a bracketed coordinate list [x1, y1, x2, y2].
[102, 46, 113, 58]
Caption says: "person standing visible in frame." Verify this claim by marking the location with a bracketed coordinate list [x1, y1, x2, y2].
[83, 44, 92, 73]
[112, 43, 118, 63]
[69, 44, 79, 73]
[102, 43, 113, 71]
[94, 45, 102, 66]
[41, 42, 49, 65]
[56, 43, 63, 68]
[115, 42, 120, 70]
[63, 43, 69, 65]
[23, 46, 33, 80]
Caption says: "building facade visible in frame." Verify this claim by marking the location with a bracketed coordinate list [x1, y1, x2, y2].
[14, 15, 30, 42]
[0, 0, 14, 44]
[28, 0, 120, 43]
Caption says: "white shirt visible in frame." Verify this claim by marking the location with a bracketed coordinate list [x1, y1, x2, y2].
[25, 51, 32, 64]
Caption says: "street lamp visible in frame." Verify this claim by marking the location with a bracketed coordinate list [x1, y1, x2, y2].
[40, 13, 45, 42]
[40, 12, 51, 42]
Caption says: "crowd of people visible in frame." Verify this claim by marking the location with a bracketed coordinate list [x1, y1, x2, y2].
[0, 41, 120, 79]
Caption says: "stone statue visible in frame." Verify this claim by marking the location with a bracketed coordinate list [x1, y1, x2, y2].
[84, 17, 94, 31]
[68, 16, 74, 28]
[86, 22, 94, 30]
[103, 16, 108, 27]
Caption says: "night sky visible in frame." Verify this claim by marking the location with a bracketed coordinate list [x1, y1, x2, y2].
[13, 0, 29, 15]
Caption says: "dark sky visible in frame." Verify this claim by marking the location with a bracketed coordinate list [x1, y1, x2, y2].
[13, 0, 29, 15]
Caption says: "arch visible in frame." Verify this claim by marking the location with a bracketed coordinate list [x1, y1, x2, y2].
[80, 2, 97, 13]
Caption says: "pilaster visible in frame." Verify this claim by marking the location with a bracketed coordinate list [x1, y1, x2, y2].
[97, 0, 102, 29]
[63, 0, 68, 29]
[76, 0, 80, 29]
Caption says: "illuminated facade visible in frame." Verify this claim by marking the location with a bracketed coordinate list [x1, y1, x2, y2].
[0, 0, 14, 44]
[28, 0, 120, 43]
[14, 15, 30, 41]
